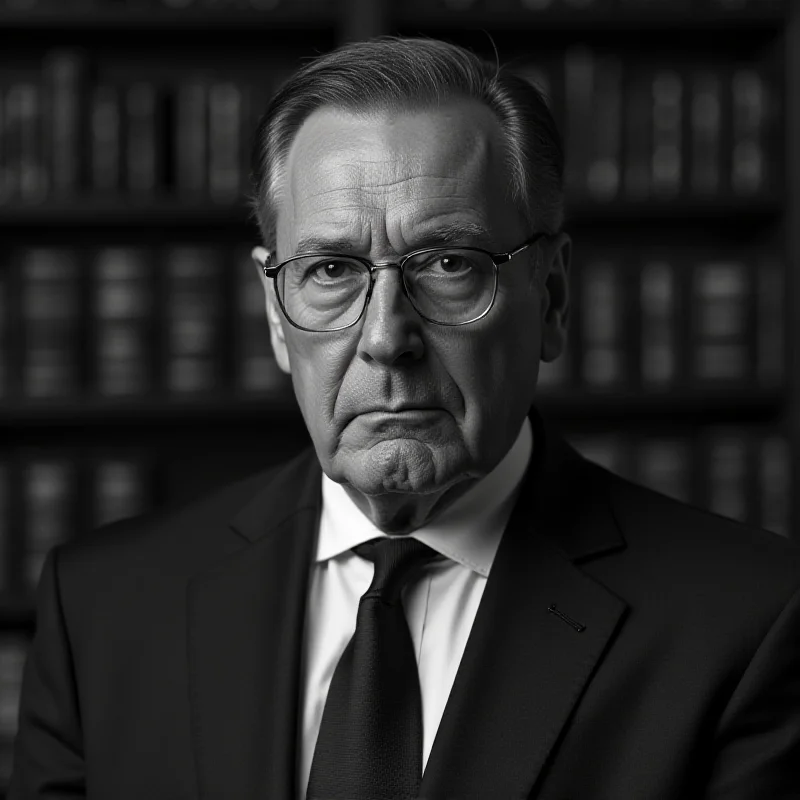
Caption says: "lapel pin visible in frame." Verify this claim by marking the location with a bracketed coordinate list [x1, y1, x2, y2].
[548, 603, 586, 633]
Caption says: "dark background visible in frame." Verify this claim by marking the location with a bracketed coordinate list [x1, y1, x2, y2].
[0, 0, 796, 787]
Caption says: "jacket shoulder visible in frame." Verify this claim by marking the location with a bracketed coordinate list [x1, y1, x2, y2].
[55, 447, 318, 581]
[603, 466, 800, 605]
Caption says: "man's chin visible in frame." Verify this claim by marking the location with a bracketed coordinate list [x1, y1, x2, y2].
[331, 438, 467, 496]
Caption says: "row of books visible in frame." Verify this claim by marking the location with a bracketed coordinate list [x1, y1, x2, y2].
[0, 246, 785, 400]
[525, 51, 779, 202]
[0, 49, 779, 206]
[0, 455, 153, 595]
[0, 0, 326, 9]
[538, 252, 784, 392]
[0, 246, 287, 399]
[420, 0, 782, 11]
[570, 428, 791, 538]
[0, 51, 280, 205]
[0, 0, 780, 13]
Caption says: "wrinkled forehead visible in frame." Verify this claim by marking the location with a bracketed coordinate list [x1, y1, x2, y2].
[274, 101, 515, 253]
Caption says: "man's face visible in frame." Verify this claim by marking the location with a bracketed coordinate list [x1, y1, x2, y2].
[258, 100, 568, 499]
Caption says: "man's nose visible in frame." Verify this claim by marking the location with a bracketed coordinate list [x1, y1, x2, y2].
[356, 267, 424, 365]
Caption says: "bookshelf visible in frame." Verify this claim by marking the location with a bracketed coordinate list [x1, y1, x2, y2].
[0, 0, 797, 790]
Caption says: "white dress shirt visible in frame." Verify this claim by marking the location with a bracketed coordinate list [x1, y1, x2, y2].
[297, 417, 533, 799]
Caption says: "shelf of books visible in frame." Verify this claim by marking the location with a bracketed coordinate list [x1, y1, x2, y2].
[0, 0, 796, 789]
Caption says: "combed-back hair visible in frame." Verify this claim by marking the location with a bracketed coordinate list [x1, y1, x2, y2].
[248, 36, 564, 252]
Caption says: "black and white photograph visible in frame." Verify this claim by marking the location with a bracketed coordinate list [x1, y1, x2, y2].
[0, 0, 798, 797]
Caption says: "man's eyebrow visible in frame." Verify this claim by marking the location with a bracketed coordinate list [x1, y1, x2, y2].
[294, 235, 358, 254]
[293, 222, 493, 257]
[410, 221, 493, 248]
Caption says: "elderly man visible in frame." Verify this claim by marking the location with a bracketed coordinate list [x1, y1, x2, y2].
[10, 37, 800, 800]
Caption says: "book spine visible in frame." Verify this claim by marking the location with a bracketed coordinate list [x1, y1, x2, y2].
[624, 67, 653, 200]
[164, 246, 223, 394]
[93, 247, 154, 397]
[587, 55, 622, 201]
[731, 67, 766, 196]
[640, 259, 677, 388]
[756, 257, 784, 388]
[44, 50, 83, 197]
[564, 47, 594, 200]
[580, 258, 626, 389]
[235, 250, 283, 393]
[2, 86, 20, 201]
[208, 81, 242, 203]
[174, 79, 207, 196]
[691, 259, 751, 383]
[240, 79, 275, 198]
[19, 248, 82, 398]
[22, 460, 74, 592]
[19, 82, 48, 202]
[690, 69, 722, 195]
[90, 83, 122, 194]
[126, 82, 159, 195]
[651, 69, 683, 198]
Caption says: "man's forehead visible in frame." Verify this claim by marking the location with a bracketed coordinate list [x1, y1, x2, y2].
[283, 101, 506, 199]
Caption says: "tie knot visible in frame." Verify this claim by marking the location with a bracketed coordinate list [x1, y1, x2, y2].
[353, 536, 438, 605]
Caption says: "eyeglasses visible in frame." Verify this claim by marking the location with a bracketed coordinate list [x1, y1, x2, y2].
[260, 233, 548, 333]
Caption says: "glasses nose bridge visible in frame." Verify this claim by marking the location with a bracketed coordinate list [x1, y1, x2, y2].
[362, 258, 412, 312]
[369, 259, 404, 273]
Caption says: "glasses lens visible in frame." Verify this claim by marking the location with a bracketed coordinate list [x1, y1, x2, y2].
[403, 248, 496, 324]
[277, 256, 370, 331]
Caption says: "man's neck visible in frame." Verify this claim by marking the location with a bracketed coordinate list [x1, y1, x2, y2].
[340, 477, 478, 535]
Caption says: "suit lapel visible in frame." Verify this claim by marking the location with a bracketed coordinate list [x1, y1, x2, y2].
[187, 449, 321, 800]
[420, 410, 630, 799]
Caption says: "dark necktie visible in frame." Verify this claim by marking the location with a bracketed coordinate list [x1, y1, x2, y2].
[306, 535, 439, 800]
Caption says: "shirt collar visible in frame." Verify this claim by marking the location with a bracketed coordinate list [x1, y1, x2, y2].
[317, 416, 533, 577]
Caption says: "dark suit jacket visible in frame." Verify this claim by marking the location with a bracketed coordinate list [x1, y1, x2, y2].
[9, 409, 800, 799]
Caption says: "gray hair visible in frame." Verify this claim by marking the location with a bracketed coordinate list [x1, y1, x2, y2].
[248, 36, 564, 252]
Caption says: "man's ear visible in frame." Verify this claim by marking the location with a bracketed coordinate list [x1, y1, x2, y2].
[539, 233, 571, 363]
[252, 246, 291, 375]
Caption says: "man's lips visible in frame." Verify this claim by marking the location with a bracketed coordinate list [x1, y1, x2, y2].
[359, 405, 440, 414]
[342, 406, 446, 426]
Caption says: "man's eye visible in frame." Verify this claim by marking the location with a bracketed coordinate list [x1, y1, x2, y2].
[310, 260, 356, 281]
[426, 254, 473, 275]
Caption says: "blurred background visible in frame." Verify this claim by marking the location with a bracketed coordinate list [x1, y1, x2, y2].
[0, 0, 796, 787]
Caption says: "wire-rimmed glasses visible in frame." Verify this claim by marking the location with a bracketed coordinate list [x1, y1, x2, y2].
[259, 233, 547, 333]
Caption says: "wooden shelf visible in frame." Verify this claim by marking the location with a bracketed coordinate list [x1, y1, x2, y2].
[0, 388, 784, 427]
[0, 194, 783, 229]
[0, 6, 336, 32]
[538, 388, 785, 421]
[0, 3, 783, 35]
[0, 197, 257, 229]
[565, 195, 784, 226]
[394, 4, 786, 33]
[0, 392, 299, 427]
